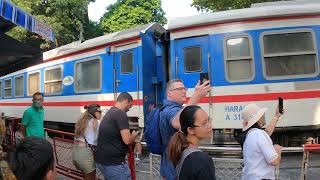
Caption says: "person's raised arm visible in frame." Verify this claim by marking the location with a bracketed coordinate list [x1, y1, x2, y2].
[265, 105, 283, 136]
[172, 80, 211, 129]
[187, 80, 211, 106]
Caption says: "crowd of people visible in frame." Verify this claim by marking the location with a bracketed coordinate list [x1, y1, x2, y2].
[0, 78, 285, 180]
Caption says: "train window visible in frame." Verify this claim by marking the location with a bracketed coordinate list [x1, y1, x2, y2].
[14, 75, 24, 97]
[225, 37, 253, 81]
[28, 72, 40, 96]
[44, 66, 62, 95]
[183, 46, 202, 72]
[120, 51, 133, 74]
[4, 79, 12, 98]
[75, 58, 101, 92]
[262, 31, 318, 78]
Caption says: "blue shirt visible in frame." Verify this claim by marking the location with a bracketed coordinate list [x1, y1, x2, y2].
[159, 99, 182, 180]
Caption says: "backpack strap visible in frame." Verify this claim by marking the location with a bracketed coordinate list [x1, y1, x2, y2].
[176, 147, 201, 178]
[158, 104, 181, 150]
[157, 105, 166, 151]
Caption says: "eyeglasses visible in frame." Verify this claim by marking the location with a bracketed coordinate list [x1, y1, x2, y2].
[194, 121, 212, 129]
[169, 87, 188, 92]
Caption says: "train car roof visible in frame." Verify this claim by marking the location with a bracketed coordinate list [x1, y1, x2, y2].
[167, 0, 320, 31]
[43, 23, 165, 61]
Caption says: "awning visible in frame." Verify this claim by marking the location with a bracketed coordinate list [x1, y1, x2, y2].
[0, 34, 42, 76]
[0, 0, 55, 76]
[0, 0, 54, 41]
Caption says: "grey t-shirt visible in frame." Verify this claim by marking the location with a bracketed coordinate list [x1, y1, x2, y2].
[96, 107, 129, 165]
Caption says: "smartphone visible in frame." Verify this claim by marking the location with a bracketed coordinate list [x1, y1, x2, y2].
[278, 97, 283, 114]
[200, 73, 209, 85]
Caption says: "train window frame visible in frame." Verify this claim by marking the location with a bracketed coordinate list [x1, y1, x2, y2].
[183, 46, 203, 73]
[44, 65, 63, 95]
[27, 71, 40, 96]
[4, 78, 12, 98]
[223, 35, 255, 82]
[0, 80, 2, 98]
[120, 51, 134, 74]
[14, 75, 24, 97]
[260, 29, 319, 80]
[74, 57, 102, 93]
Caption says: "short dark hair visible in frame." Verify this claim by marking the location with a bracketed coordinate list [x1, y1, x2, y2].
[116, 92, 133, 102]
[9, 137, 54, 180]
[32, 92, 43, 100]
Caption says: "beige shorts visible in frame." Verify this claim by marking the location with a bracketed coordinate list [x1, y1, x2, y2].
[72, 145, 95, 174]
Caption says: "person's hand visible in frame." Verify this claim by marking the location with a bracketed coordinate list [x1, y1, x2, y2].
[275, 105, 284, 119]
[274, 144, 282, 153]
[193, 80, 211, 99]
[132, 130, 140, 138]
[134, 143, 142, 155]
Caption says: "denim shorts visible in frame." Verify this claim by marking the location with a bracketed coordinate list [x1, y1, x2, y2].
[97, 162, 131, 180]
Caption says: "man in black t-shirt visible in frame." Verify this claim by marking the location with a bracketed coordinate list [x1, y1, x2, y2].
[96, 92, 140, 180]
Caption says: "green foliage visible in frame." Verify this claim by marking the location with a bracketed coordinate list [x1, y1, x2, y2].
[7, 0, 102, 49]
[100, 0, 167, 33]
[192, 0, 277, 11]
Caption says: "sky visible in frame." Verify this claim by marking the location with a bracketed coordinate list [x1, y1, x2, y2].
[88, 0, 203, 22]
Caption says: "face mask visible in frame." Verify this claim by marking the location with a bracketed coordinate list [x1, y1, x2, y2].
[33, 101, 42, 108]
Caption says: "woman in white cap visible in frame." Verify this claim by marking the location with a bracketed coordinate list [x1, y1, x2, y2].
[241, 103, 283, 180]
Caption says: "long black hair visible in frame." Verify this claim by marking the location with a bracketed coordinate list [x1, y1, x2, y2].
[168, 105, 201, 166]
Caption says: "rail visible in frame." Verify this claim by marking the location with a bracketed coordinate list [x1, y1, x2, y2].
[198, 146, 304, 153]
[300, 144, 320, 180]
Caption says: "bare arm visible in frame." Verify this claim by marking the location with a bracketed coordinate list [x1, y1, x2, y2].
[270, 144, 282, 166]
[20, 124, 26, 137]
[265, 106, 283, 136]
[187, 80, 211, 105]
[171, 80, 211, 130]
[120, 129, 139, 145]
[171, 109, 183, 130]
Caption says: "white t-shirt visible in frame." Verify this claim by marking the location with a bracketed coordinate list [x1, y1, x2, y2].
[75, 118, 101, 146]
[242, 128, 278, 180]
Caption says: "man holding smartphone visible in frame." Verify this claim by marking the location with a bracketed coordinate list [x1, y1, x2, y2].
[159, 79, 211, 180]
[96, 92, 140, 180]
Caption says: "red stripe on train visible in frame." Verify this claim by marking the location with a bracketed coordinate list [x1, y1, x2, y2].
[0, 90, 319, 106]
[196, 90, 320, 103]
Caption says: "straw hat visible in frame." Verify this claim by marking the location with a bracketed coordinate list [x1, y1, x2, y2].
[241, 103, 267, 131]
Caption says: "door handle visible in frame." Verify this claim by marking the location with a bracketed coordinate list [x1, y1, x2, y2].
[116, 80, 121, 86]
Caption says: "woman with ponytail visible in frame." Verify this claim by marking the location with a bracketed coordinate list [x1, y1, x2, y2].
[168, 105, 216, 180]
[72, 104, 102, 180]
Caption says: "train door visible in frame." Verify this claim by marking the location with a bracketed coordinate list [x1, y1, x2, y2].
[114, 43, 139, 96]
[174, 35, 213, 130]
[174, 36, 209, 88]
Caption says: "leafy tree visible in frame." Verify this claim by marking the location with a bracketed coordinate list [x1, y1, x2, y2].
[7, 0, 102, 49]
[100, 0, 167, 33]
[192, 0, 278, 11]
